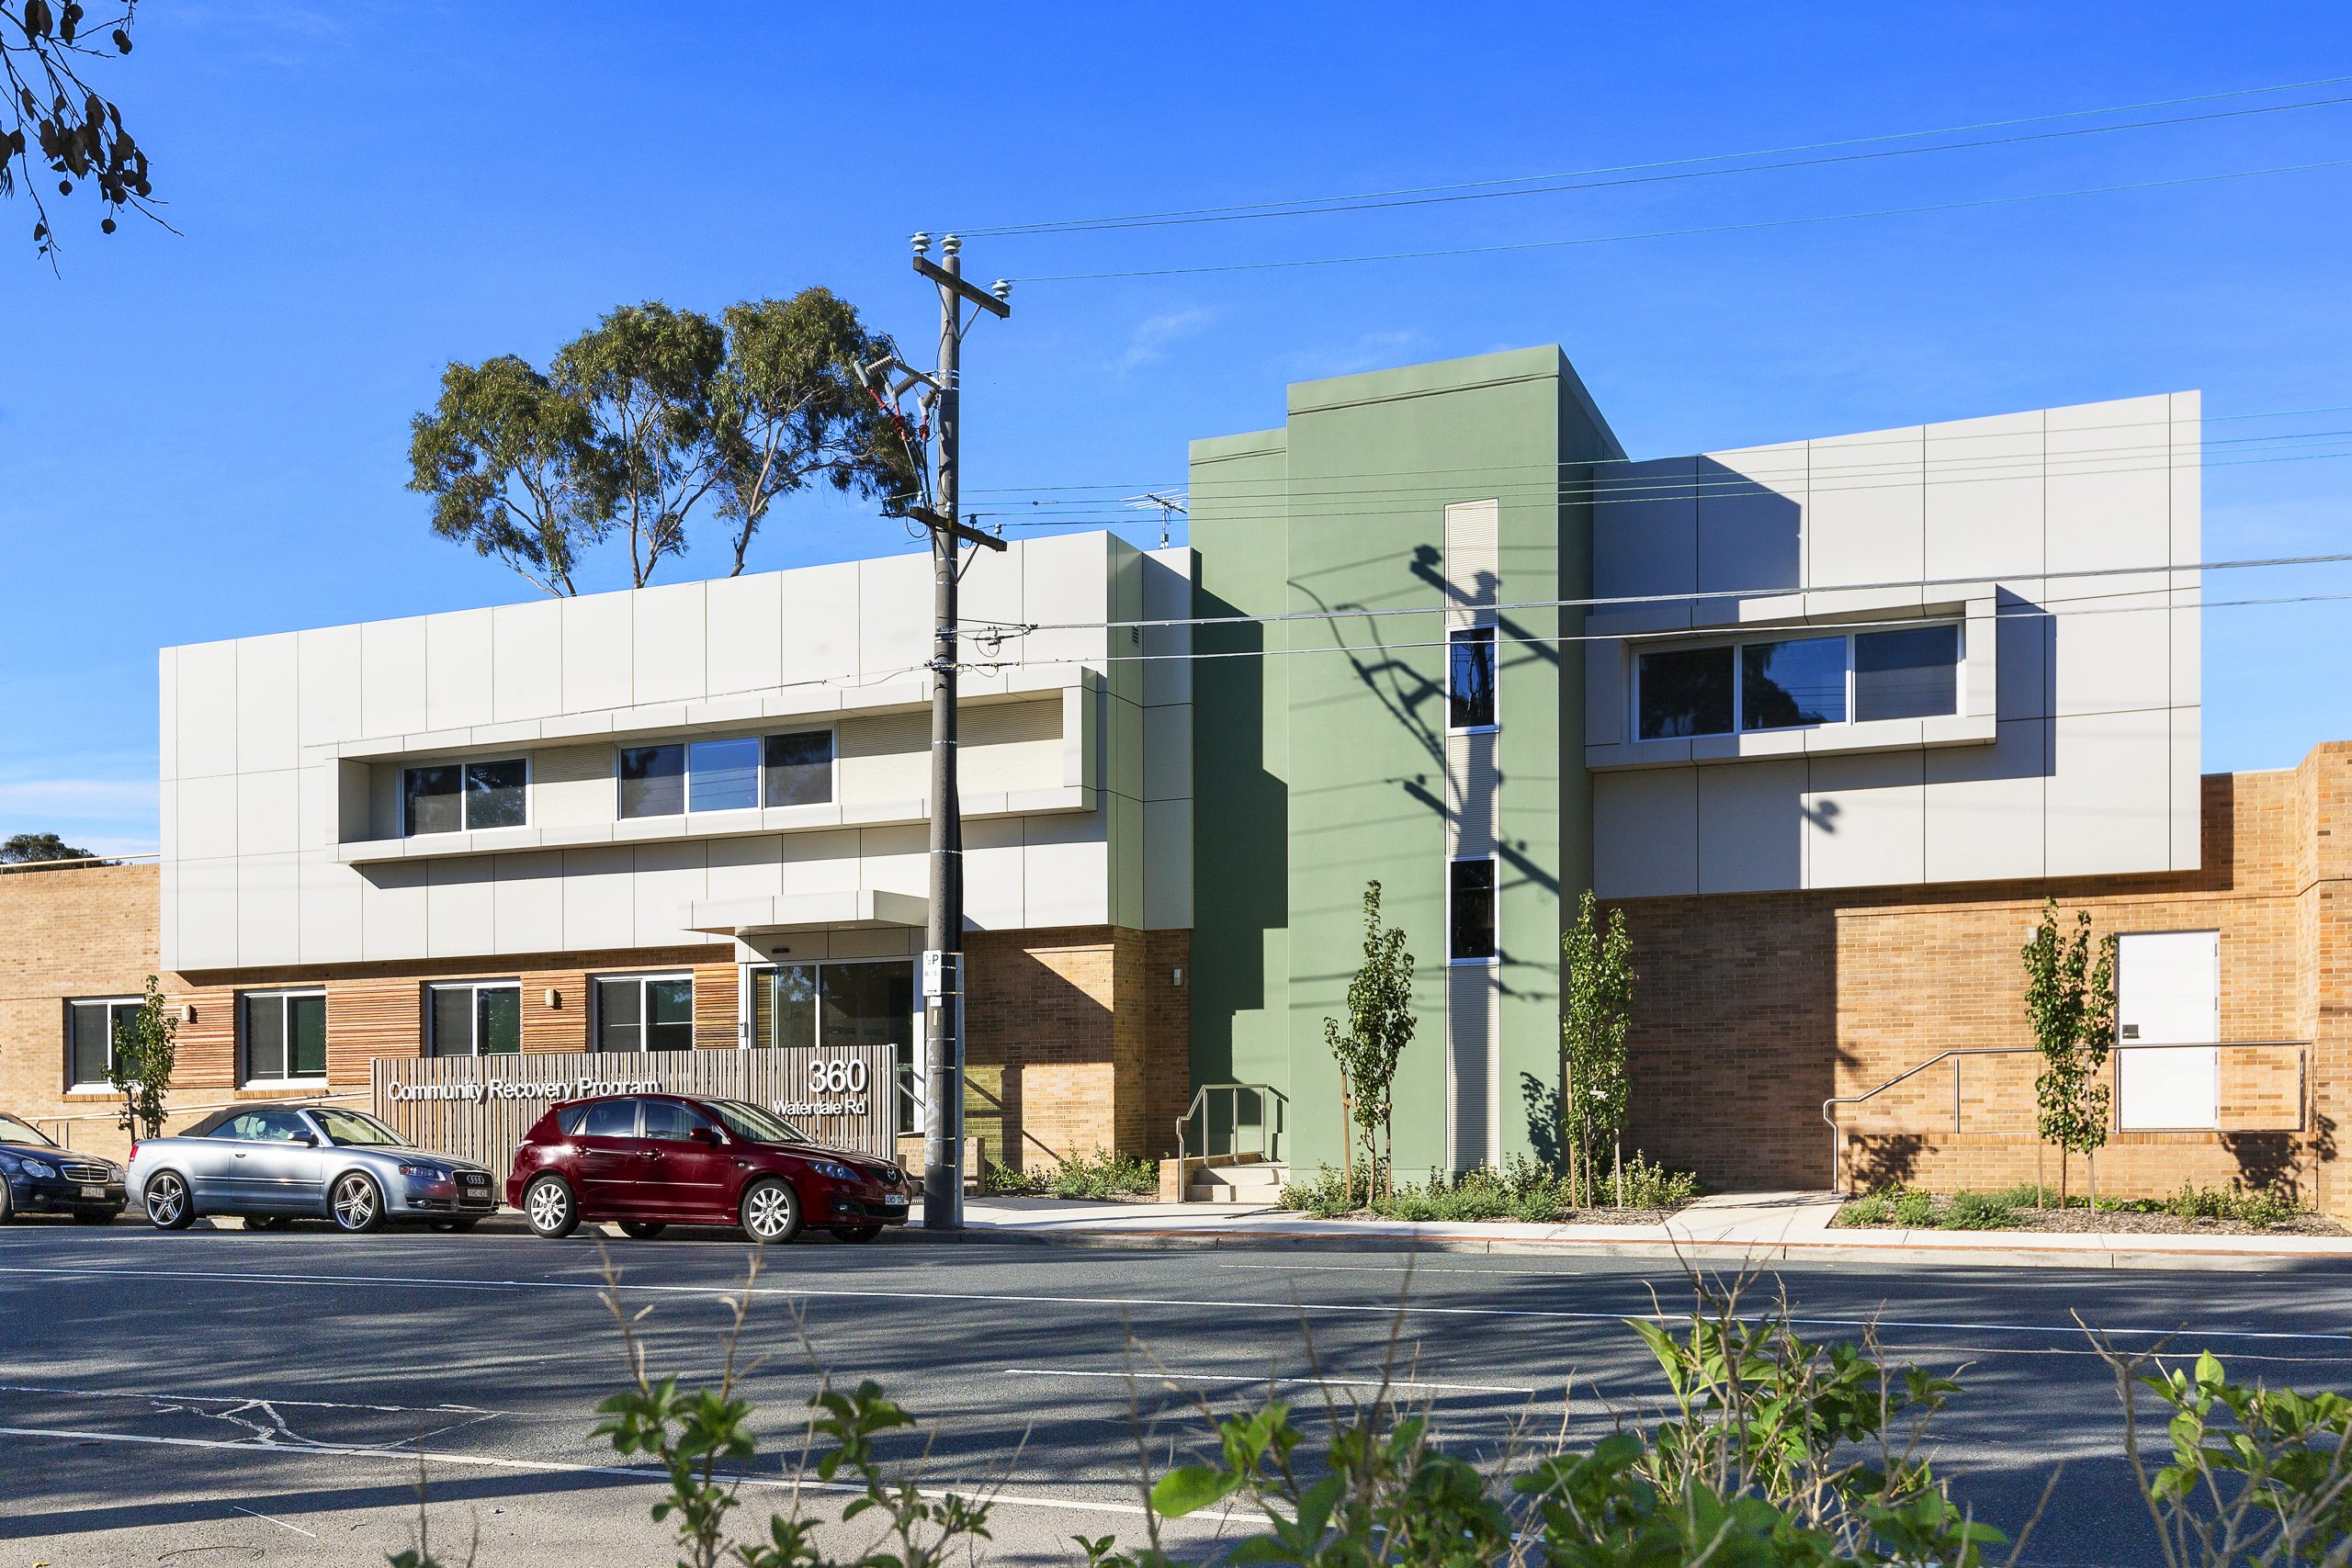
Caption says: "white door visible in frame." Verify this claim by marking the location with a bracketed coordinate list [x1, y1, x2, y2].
[2115, 931, 2220, 1130]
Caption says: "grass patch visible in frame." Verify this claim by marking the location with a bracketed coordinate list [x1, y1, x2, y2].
[1279, 1152, 1701, 1222]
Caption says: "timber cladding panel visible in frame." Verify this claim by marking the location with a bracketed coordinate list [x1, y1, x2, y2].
[371, 1043, 899, 1175]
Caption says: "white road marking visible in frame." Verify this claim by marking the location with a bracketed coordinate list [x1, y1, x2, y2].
[230, 1504, 316, 1537]
[4, 1258, 2346, 1345]
[1001, 1367, 1536, 1395]
[0, 1425, 1238, 1526]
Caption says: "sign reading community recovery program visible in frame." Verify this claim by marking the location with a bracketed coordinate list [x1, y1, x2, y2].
[371, 1046, 898, 1176]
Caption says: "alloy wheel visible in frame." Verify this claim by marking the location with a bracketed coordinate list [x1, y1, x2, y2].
[742, 1180, 800, 1244]
[332, 1174, 381, 1233]
[526, 1177, 577, 1238]
[145, 1173, 191, 1230]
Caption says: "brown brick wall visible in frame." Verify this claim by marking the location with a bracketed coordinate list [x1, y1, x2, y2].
[0, 863, 162, 1154]
[1617, 750, 2352, 1210]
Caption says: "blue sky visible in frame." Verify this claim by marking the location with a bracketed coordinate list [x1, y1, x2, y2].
[6, 2, 2351, 853]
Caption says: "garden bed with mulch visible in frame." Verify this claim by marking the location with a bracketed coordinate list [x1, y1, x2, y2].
[1834, 1185, 2345, 1237]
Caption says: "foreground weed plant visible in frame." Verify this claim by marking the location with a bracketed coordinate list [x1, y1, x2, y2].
[392, 1256, 2352, 1568]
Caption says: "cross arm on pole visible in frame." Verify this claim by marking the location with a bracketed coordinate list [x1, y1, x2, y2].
[913, 254, 1012, 318]
[905, 503, 1008, 552]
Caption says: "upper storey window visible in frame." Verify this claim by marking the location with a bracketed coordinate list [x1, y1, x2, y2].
[403, 760, 526, 835]
[1635, 626, 1958, 740]
[618, 730, 836, 819]
[1447, 627, 1497, 731]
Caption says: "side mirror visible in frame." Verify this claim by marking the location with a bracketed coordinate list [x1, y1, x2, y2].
[692, 1125, 723, 1147]
[300, 1134, 320, 1147]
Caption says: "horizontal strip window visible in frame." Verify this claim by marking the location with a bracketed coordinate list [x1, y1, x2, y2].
[403, 759, 527, 836]
[428, 981, 522, 1058]
[617, 729, 835, 820]
[242, 989, 327, 1086]
[594, 974, 694, 1054]
[65, 997, 141, 1090]
[1634, 624, 1960, 741]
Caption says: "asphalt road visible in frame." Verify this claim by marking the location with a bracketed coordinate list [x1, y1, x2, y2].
[6, 1219, 2352, 1566]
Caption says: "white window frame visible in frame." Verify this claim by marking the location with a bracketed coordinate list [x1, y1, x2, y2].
[425, 979, 524, 1058]
[64, 996, 143, 1092]
[591, 972, 695, 1055]
[1446, 855, 1500, 968]
[1446, 626, 1499, 735]
[1629, 621, 1963, 743]
[239, 987, 330, 1089]
[401, 756, 532, 837]
[614, 728, 840, 820]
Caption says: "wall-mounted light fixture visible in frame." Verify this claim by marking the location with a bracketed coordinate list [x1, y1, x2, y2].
[180, 1003, 198, 1023]
[544, 988, 561, 1010]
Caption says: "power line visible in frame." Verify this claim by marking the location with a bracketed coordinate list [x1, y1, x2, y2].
[965, 87, 2352, 238]
[965, 547, 2352, 638]
[1005, 155, 2352, 284]
[955, 73, 2352, 236]
[954, 403, 2352, 500]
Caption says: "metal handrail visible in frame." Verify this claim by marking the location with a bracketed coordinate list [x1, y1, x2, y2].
[1822, 1039, 2312, 1192]
[1175, 1082, 1280, 1176]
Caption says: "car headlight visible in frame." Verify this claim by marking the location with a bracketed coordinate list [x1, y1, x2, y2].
[396, 1162, 448, 1179]
[807, 1159, 860, 1182]
[20, 1159, 57, 1180]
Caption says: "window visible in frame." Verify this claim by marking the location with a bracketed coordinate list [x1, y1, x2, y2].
[1636, 645, 1735, 739]
[404, 760, 526, 835]
[595, 976, 694, 1053]
[427, 982, 521, 1058]
[242, 990, 327, 1085]
[618, 744, 686, 818]
[763, 731, 834, 807]
[217, 1108, 314, 1142]
[311, 1109, 405, 1146]
[1741, 637, 1847, 730]
[66, 997, 142, 1089]
[560, 1099, 642, 1137]
[641, 1099, 713, 1141]
[1449, 859, 1497, 964]
[622, 731, 837, 818]
[687, 737, 761, 812]
[1854, 626, 1961, 722]
[1634, 623, 1960, 740]
[1448, 627, 1497, 730]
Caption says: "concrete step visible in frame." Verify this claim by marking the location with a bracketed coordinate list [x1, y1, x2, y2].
[1186, 1162, 1291, 1204]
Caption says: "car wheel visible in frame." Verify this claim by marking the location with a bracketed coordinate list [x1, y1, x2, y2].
[144, 1171, 195, 1230]
[73, 1210, 117, 1226]
[243, 1214, 293, 1232]
[0, 1180, 13, 1224]
[617, 1221, 667, 1239]
[835, 1224, 883, 1244]
[329, 1173, 387, 1235]
[740, 1178, 802, 1245]
[525, 1175, 579, 1239]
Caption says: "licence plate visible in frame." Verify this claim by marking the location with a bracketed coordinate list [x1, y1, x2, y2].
[884, 1193, 907, 1207]
[80, 1186, 105, 1200]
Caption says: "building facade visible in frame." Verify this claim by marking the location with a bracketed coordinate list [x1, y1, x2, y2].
[8, 343, 2348, 1210]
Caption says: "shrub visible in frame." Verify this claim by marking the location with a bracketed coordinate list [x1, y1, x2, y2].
[1945, 1190, 2017, 1231]
[1278, 1163, 1365, 1216]
[2163, 1180, 2304, 1227]
[1618, 1150, 1702, 1209]
[1894, 1187, 1937, 1228]
[1839, 1191, 1894, 1226]
[980, 1147, 1157, 1200]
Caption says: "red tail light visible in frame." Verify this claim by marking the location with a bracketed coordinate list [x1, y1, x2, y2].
[128, 1143, 140, 1164]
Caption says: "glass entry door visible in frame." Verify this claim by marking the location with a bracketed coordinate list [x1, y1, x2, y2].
[748, 960, 919, 1134]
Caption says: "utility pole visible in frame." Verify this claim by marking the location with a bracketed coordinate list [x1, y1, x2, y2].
[903, 232, 1010, 1230]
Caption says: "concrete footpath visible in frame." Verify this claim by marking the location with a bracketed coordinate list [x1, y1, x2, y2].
[882, 1190, 2352, 1271]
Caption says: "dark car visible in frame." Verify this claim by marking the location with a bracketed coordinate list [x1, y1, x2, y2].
[129, 1105, 499, 1233]
[507, 1093, 909, 1244]
[0, 1111, 127, 1224]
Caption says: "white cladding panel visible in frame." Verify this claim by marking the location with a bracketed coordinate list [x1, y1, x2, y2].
[160, 536, 1177, 971]
[1590, 394, 2199, 896]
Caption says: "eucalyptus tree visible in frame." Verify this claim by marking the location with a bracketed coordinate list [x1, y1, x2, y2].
[712, 290, 917, 576]
[407, 355, 603, 596]
[552, 300, 728, 589]
[4, 0, 155, 261]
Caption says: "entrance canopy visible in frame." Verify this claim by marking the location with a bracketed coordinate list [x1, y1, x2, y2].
[685, 888, 926, 939]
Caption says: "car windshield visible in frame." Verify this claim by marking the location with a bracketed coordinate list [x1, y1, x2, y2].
[311, 1109, 407, 1147]
[707, 1100, 810, 1145]
[0, 1113, 54, 1147]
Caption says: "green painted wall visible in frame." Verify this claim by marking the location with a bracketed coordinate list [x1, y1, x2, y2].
[1190, 347, 1623, 1179]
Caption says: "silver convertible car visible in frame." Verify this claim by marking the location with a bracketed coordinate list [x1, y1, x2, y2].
[128, 1105, 498, 1233]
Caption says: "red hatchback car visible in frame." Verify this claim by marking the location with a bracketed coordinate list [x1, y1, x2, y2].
[506, 1093, 909, 1244]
